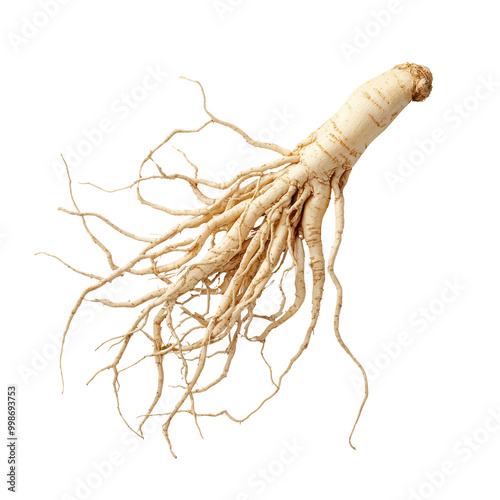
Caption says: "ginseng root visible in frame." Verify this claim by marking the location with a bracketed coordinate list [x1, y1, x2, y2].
[53, 63, 432, 457]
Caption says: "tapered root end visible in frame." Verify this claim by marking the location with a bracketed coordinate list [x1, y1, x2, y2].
[393, 62, 433, 102]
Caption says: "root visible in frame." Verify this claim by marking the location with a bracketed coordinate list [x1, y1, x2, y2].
[56, 76, 364, 458]
[328, 175, 369, 451]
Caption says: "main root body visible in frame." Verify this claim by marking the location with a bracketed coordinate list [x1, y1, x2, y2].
[54, 64, 432, 457]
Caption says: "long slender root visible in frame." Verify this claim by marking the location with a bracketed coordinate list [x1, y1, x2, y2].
[328, 178, 368, 450]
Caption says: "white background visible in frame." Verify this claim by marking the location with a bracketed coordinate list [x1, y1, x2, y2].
[2, 1, 500, 499]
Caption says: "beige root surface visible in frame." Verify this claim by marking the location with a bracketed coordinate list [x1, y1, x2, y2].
[52, 64, 432, 457]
